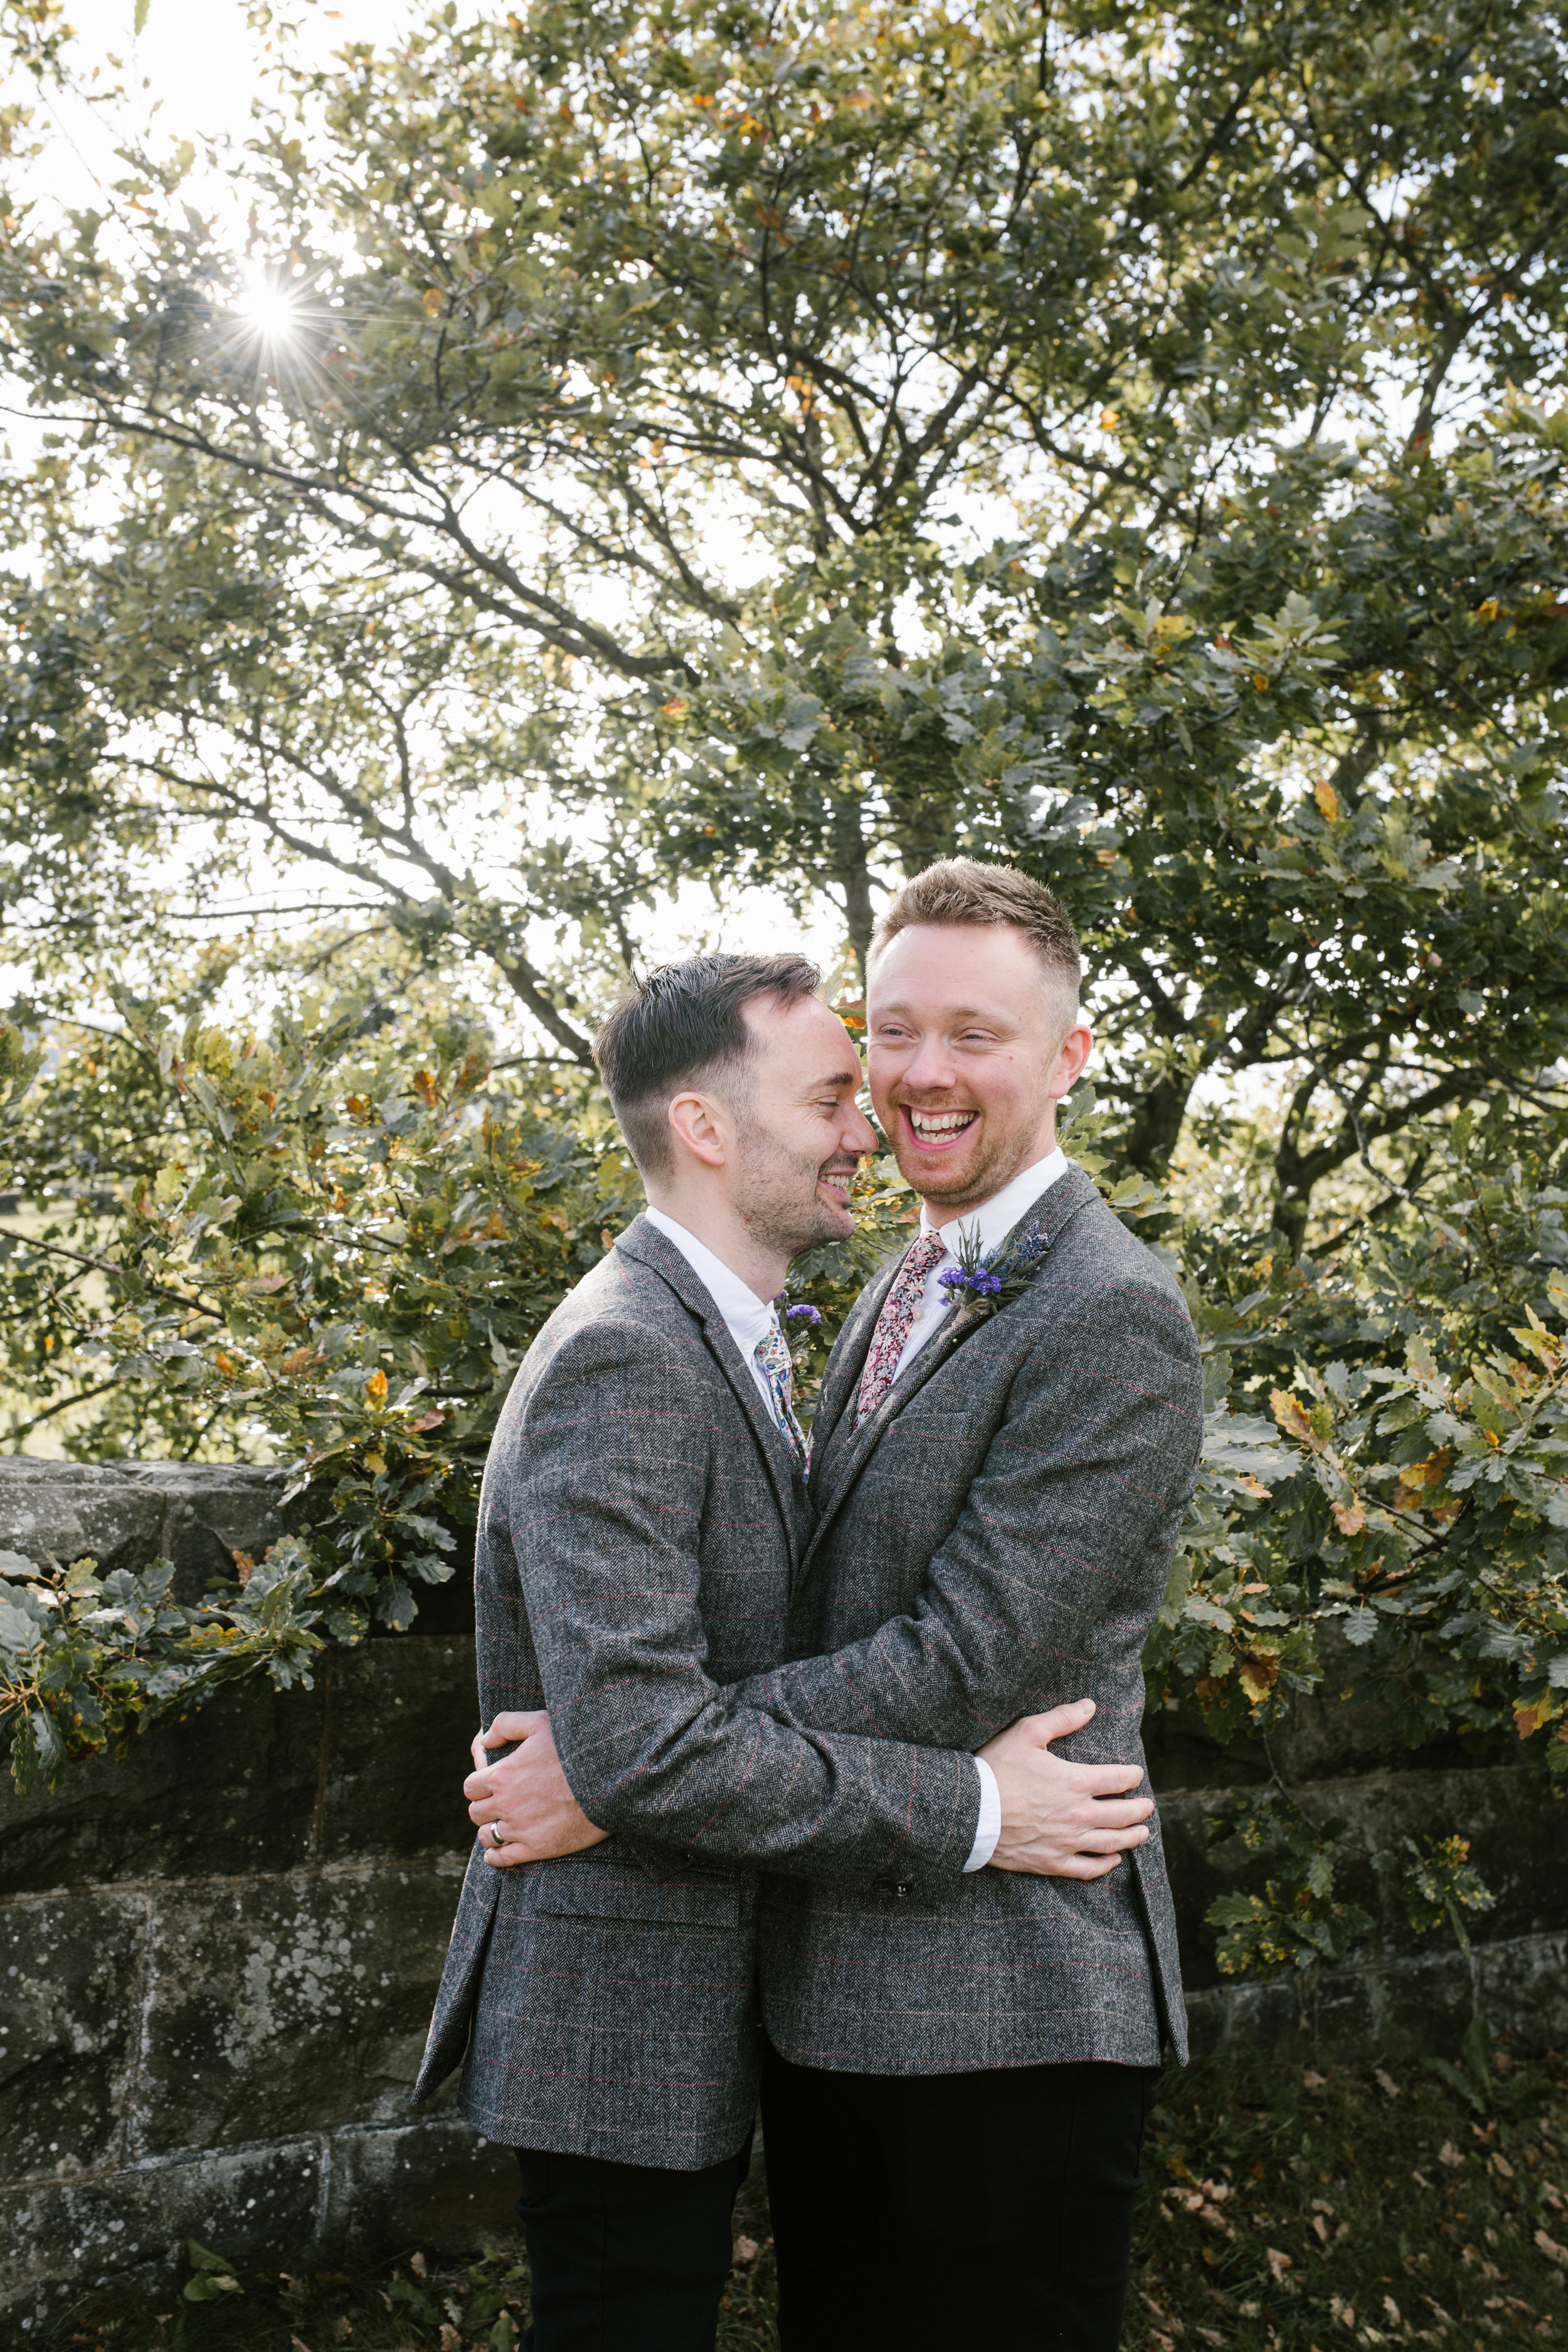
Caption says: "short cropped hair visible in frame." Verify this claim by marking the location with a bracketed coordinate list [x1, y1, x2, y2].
[869, 858, 1081, 1008]
[593, 952, 822, 1179]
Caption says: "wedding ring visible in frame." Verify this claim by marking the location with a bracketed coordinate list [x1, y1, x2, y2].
[488, 1821, 506, 1849]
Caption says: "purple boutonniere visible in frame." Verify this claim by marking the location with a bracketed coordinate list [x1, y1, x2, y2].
[938, 1265, 1004, 1305]
[936, 1227, 1049, 1330]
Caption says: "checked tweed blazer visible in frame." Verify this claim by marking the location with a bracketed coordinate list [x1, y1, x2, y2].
[737, 1162, 1203, 2075]
[411, 1216, 980, 2169]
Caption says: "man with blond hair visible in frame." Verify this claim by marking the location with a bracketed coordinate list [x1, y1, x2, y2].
[464, 867, 1202, 2351]
[746, 859, 1200, 2351]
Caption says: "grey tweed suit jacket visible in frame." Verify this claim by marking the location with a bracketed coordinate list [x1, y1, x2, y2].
[734, 1162, 1203, 2074]
[411, 1216, 980, 2169]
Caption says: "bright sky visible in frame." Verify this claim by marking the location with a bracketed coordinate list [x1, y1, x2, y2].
[13, 0, 852, 1022]
[34, 0, 411, 194]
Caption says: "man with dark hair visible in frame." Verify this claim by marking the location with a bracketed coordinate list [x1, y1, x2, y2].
[591, 951, 823, 1177]
[416, 948, 1143, 2352]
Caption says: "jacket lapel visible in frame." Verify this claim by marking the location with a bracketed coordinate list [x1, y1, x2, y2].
[613, 1216, 803, 1577]
[800, 1165, 1101, 1578]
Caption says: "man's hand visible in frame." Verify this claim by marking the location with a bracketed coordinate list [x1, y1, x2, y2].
[980, 1698, 1154, 1878]
[464, 1710, 609, 1868]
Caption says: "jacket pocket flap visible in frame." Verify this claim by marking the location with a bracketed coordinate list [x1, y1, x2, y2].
[531, 1861, 740, 1927]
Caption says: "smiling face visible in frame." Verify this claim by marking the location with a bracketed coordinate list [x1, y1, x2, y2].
[726, 992, 878, 1257]
[867, 922, 1092, 1217]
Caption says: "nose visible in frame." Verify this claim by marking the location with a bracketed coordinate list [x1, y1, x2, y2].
[844, 1099, 879, 1155]
[900, 1032, 960, 1093]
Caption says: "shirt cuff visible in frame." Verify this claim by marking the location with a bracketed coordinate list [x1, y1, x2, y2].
[963, 1756, 1002, 1872]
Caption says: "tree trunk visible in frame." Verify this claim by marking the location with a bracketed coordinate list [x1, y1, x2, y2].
[1121, 1067, 1196, 1180]
[832, 803, 877, 981]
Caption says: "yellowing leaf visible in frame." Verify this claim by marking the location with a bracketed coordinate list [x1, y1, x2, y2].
[1330, 1500, 1366, 1537]
[366, 1369, 388, 1407]
[1313, 778, 1340, 822]
[1271, 1388, 1314, 1441]
[1391, 1448, 1452, 1512]
[423, 288, 444, 315]
[1237, 1652, 1280, 1705]
[363, 1450, 387, 1476]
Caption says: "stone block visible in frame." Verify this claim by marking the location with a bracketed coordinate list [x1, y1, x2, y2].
[1478, 1928, 1568, 2048]
[1146, 1624, 1517, 1794]
[0, 1465, 166, 1586]
[0, 1671, 325, 1895]
[322, 2115, 519, 2259]
[1, 2135, 324, 2340]
[0, 1638, 478, 1899]
[131, 1860, 467, 2157]
[318, 1638, 478, 1864]
[1156, 1764, 1568, 2001]
[0, 1890, 145, 2183]
[1182, 1924, 1568, 2072]
[149, 1466, 297, 1603]
[0, 1461, 293, 1603]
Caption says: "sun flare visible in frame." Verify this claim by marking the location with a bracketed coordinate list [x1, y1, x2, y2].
[233, 272, 300, 342]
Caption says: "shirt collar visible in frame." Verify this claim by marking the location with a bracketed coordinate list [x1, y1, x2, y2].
[643, 1207, 777, 1359]
[919, 1146, 1070, 1263]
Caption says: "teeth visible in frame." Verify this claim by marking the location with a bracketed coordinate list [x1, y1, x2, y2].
[908, 1109, 977, 1135]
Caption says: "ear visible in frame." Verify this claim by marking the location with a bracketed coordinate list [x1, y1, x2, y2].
[1047, 1020, 1094, 1101]
[666, 1088, 731, 1169]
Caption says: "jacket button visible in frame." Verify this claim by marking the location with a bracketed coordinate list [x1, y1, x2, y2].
[893, 1883, 911, 1900]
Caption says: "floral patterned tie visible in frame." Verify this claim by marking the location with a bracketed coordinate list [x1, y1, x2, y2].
[754, 1313, 807, 1461]
[854, 1229, 949, 1431]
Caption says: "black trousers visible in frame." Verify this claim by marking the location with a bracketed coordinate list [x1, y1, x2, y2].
[760, 2039, 1161, 2352]
[512, 2131, 753, 2352]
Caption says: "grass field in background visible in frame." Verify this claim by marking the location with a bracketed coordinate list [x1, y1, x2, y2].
[42, 2045, 1568, 2351]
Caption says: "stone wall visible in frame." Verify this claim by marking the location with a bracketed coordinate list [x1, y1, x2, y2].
[2, 1462, 1565, 2338]
[0, 1466, 503, 2343]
